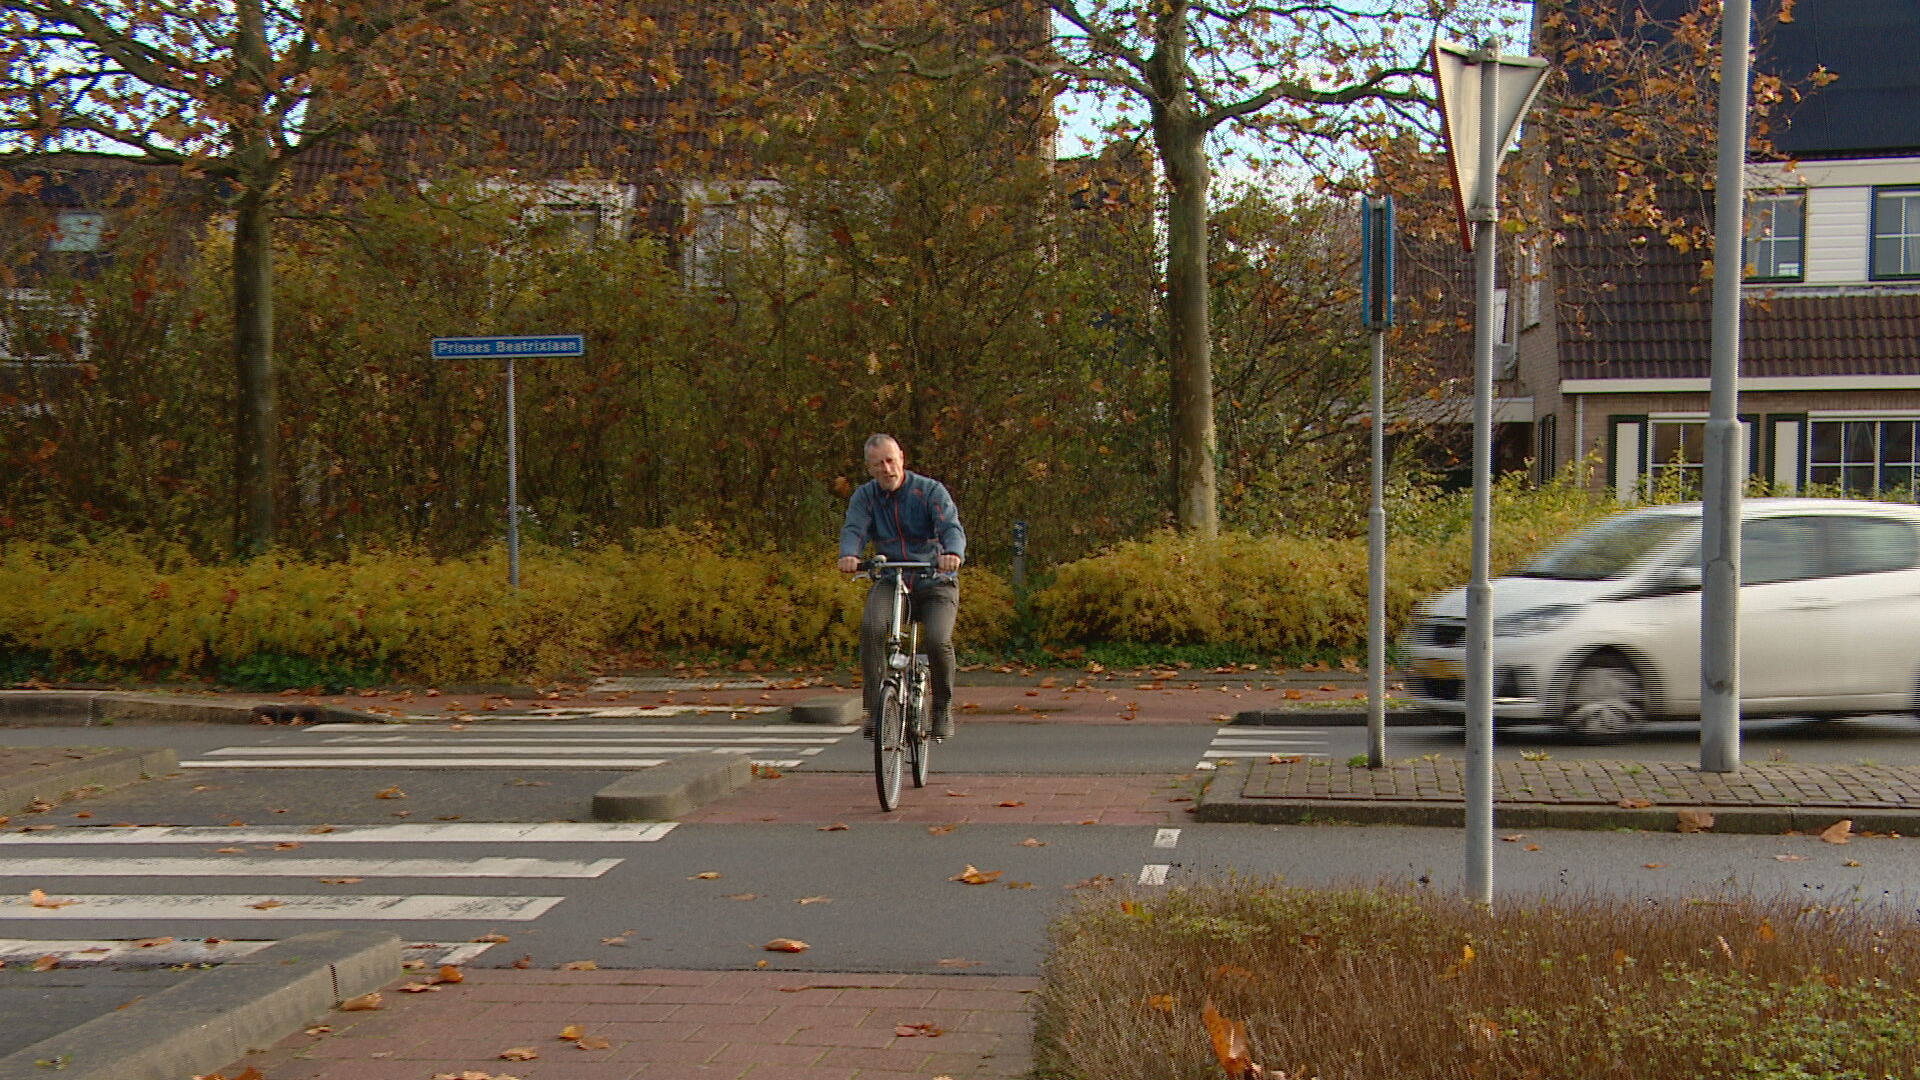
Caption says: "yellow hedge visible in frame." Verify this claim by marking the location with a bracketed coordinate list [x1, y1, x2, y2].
[0, 534, 1018, 684]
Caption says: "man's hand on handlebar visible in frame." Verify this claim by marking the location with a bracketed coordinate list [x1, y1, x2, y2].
[837, 556, 862, 574]
[936, 553, 961, 573]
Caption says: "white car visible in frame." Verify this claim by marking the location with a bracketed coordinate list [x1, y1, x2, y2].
[1399, 498, 1920, 740]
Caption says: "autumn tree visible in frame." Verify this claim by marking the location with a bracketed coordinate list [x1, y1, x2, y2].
[0, 0, 670, 553]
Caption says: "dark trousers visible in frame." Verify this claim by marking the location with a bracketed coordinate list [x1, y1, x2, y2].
[860, 577, 958, 723]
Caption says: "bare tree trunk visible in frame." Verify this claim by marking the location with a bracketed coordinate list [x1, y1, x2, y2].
[1145, 1, 1218, 537]
[231, 0, 276, 554]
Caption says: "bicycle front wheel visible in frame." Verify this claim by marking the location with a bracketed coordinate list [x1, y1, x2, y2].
[909, 659, 932, 788]
[874, 680, 906, 811]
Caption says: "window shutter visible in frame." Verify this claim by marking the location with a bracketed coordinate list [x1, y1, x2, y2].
[1768, 415, 1807, 493]
[1609, 416, 1646, 503]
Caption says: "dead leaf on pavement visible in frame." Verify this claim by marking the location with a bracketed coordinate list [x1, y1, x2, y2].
[511, 954, 533, 969]
[28, 889, 79, 909]
[1269, 754, 1303, 764]
[273, 841, 301, 850]
[471, 932, 511, 943]
[1820, 819, 1854, 844]
[574, 1036, 611, 1051]
[817, 823, 849, 832]
[1676, 809, 1716, 833]
[436, 964, 464, 984]
[689, 872, 722, 880]
[944, 790, 971, 798]
[558, 960, 598, 970]
[338, 992, 383, 1011]
[557, 1024, 585, 1040]
[374, 786, 406, 800]
[938, 958, 981, 968]
[763, 938, 810, 952]
[1845, 859, 1863, 867]
[1500, 834, 1526, 843]
[248, 899, 284, 910]
[318, 877, 362, 885]
[1643, 863, 1666, 869]
[1774, 853, 1808, 862]
[1617, 798, 1653, 809]
[215, 847, 245, 855]
[795, 896, 832, 905]
[600, 936, 629, 946]
[927, 823, 959, 836]
[950, 864, 1003, 885]
[1523, 844, 1542, 852]
[1005, 880, 1034, 889]
[499, 1046, 539, 1061]
[1019, 837, 1046, 847]
[32, 954, 58, 971]
[722, 893, 758, 901]
[895, 1022, 944, 1037]
[996, 800, 1025, 808]
[132, 936, 174, 948]
[307, 824, 336, 834]
[396, 981, 441, 993]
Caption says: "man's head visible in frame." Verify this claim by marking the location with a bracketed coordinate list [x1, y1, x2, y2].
[864, 433, 905, 492]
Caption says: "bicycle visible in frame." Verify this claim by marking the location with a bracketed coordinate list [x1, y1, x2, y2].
[855, 554, 942, 811]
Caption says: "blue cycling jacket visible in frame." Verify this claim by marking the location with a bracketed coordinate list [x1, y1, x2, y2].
[839, 472, 966, 573]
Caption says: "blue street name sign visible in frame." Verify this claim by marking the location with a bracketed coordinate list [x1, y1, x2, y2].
[431, 334, 584, 359]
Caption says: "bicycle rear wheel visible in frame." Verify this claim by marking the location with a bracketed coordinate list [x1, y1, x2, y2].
[874, 680, 906, 811]
[909, 658, 932, 788]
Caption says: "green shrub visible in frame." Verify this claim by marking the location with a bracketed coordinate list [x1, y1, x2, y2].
[0, 532, 1019, 686]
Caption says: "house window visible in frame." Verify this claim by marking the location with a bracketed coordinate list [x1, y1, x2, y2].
[48, 210, 105, 253]
[1535, 413, 1558, 482]
[1650, 420, 1707, 496]
[1744, 191, 1804, 281]
[1808, 419, 1920, 500]
[540, 203, 603, 247]
[1871, 187, 1920, 280]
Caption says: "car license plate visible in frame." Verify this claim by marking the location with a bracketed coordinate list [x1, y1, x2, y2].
[1413, 657, 1464, 679]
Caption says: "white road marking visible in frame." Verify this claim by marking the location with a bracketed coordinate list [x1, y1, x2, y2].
[1210, 730, 1326, 738]
[1208, 738, 1328, 746]
[1153, 828, 1180, 849]
[206, 745, 823, 756]
[315, 734, 843, 745]
[179, 757, 673, 769]
[1138, 864, 1170, 886]
[0, 822, 677, 845]
[0, 893, 564, 921]
[0, 856, 621, 879]
[307, 723, 852, 734]
[0, 938, 497, 966]
[1201, 749, 1327, 759]
[1194, 724, 1332, 768]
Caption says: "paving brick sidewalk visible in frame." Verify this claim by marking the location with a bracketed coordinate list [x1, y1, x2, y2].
[216, 967, 1038, 1080]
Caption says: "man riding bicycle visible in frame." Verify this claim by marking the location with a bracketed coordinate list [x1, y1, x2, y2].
[837, 434, 965, 740]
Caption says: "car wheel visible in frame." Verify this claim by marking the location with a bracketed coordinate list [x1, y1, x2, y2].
[1561, 658, 1646, 743]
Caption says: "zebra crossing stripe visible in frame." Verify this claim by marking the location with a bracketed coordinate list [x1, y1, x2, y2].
[314, 735, 843, 745]
[179, 757, 674, 769]
[306, 723, 851, 734]
[0, 822, 677, 845]
[0, 893, 563, 921]
[204, 745, 829, 756]
[0, 938, 498, 966]
[0, 856, 621, 878]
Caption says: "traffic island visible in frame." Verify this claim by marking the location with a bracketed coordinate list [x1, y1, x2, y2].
[593, 753, 754, 820]
[0, 746, 178, 816]
[0, 930, 399, 1080]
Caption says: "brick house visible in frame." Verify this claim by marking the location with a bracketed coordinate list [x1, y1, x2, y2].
[1508, 0, 1920, 501]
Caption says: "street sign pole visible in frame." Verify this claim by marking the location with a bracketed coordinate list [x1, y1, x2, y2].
[1434, 40, 1548, 906]
[428, 335, 585, 588]
[505, 354, 521, 588]
[1361, 196, 1395, 769]
[1701, 0, 1753, 773]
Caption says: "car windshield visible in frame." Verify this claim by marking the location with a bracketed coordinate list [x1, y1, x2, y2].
[1514, 512, 1697, 581]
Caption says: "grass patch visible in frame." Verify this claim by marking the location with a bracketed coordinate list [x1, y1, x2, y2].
[1035, 880, 1920, 1080]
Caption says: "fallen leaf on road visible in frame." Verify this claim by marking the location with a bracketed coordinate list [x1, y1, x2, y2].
[817, 823, 848, 832]
[763, 938, 810, 952]
[600, 936, 628, 946]
[558, 960, 598, 970]
[574, 1036, 610, 1051]
[338, 992, 383, 1011]
[795, 896, 832, 905]
[927, 823, 959, 836]
[248, 899, 284, 910]
[690, 872, 722, 880]
[997, 800, 1025, 808]
[557, 1024, 585, 1040]
[375, 786, 406, 800]
[1019, 837, 1046, 847]
[436, 964, 463, 984]
[274, 841, 301, 850]
[895, 1022, 944, 1037]
[304, 1025, 333, 1036]
[1617, 798, 1653, 809]
[1676, 809, 1716, 834]
[1643, 863, 1665, 869]
[722, 893, 758, 901]
[132, 936, 174, 948]
[938, 958, 981, 968]
[1845, 859, 1863, 867]
[499, 1047, 539, 1061]
[1005, 880, 1034, 889]
[396, 981, 441, 993]
[1284, 689, 1304, 700]
[32, 954, 58, 971]
[318, 877, 362, 885]
[951, 864, 1003, 885]
[307, 824, 336, 834]
[1523, 844, 1542, 852]
[28, 889, 79, 909]
[944, 790, 971, 798]
[1820, 819, 1854, 844]
[1500, 834, 1526, 843]
[1268, 754, 1302, 764]
[1773, 854, 1808, 862]
[215, 847, 244, 854]
[470, 932, 511, 943]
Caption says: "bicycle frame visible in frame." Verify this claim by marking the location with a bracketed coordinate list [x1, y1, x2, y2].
[861, 555, 940, 809]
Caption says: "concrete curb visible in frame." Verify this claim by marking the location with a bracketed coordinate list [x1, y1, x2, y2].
[593, 753, 754, 820]
[790, 695, 860, 725]
[0, 930, 400, 1080]
[0, 746, 178, 815]
[0, 691, 262, 726]
[1233, 708, 1445, 727]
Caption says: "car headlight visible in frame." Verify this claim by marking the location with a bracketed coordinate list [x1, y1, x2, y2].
[1494, 604, 1578, 637]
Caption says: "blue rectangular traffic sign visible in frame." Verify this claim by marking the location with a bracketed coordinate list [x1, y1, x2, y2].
[431, 334, 584, 359]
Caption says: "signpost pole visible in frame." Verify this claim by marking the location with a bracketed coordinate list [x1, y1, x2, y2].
[505, 354, 521, 589]
[1701, 0, 1753, 774]
[1361, 196, 1395, 769]
[1464, 43, 1500, 907]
